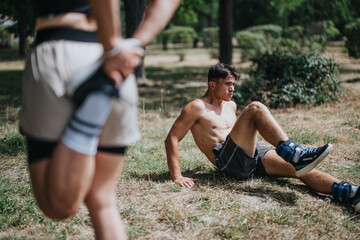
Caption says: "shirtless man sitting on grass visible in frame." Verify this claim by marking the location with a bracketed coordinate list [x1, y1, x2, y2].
[165, 63, 360, 213]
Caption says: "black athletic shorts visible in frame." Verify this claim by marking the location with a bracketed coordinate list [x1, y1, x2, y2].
[213, 135, 271, 179]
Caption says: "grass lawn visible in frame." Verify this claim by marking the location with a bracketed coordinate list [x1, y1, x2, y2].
[1, 43, 360, 239]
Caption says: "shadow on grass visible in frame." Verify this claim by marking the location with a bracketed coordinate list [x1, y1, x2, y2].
[129, 167, 300, 206]
[346, 78, 360, 83]
[340, 68, 360, 74]
[140, 66, 208, 110]
[0, 70, 23, 111]
[0, 49, 25, 62]
[146, 66, 208, 83]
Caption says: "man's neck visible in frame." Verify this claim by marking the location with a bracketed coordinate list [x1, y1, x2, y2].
[202, 90, 224, 107]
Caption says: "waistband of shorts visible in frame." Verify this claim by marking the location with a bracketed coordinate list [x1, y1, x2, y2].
[35, 27, 97, 46]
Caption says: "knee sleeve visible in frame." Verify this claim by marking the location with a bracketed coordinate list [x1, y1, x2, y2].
[61, 92, 112, 155]
[72, 67, 119, 107]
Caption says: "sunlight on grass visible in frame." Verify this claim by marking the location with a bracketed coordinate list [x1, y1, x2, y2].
[1, 47, 360, 239]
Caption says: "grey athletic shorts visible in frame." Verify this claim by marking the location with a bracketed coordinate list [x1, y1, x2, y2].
[20, 37, 140, 147]
[213, 135, 271, 179]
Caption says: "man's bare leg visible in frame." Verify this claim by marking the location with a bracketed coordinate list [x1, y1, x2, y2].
[230, 101, 332, 178]
[85, 152, 127, 240]
[230, 101, 288, 156]
[29, 143, 95, 219]
[262, 150, 340, 193]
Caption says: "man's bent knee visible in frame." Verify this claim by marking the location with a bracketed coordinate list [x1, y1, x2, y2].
[243, 101, 267, 116]
[248, 101, 267, 110]
[46, 192, 82, 220]
[86, 189, 116, 210]
[36, 199, 79, 220]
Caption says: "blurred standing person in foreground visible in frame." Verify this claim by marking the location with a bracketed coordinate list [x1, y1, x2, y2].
[20, 0, 181, 239]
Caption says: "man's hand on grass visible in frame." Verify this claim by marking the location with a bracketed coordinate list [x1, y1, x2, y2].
[174, 176, 197, 188]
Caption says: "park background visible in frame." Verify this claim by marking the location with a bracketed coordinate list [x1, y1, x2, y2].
[1, 0, 360, 239]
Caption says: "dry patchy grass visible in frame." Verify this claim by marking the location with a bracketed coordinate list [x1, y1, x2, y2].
[1, 44, 360, 239]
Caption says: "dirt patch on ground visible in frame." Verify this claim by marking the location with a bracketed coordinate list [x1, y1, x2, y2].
[0, 61, 24, 70]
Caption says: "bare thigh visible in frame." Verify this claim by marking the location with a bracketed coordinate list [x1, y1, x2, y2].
[230, 102, 288, 156]
[229, 106, 258, 156]
[29, 143, 95, 218]
[86, 151, 126, 200]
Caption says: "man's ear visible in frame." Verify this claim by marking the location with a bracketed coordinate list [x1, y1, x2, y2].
[209, 81, 216, 89]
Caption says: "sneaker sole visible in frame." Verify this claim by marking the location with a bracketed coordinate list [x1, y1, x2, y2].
[295, 143, 333, 177]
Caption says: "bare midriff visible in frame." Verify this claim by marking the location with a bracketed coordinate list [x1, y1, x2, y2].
[35, 13, 97, 32]
[190, 100, 236, 166]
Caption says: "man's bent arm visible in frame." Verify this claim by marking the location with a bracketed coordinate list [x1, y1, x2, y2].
[133, 0, 182, 46]
[89, 0, 181, 83]
[165, 131, 183, 181]
[165, 101, 203, 188]
[89, 0, 121, 51]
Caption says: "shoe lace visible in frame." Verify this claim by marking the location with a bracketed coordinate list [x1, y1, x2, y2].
[300, 146, 317, 157]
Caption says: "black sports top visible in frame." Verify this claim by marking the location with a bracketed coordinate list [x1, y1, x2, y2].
[33, 0, 91, 17]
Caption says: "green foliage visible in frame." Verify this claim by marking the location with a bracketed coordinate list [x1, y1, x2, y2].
[200, 27, 218, 48]
[322, 20, 341, 40]
[0, 133, 26, 156]
[246, 24, 283, 40]
[171, 0, 203, 26]
[0, 0, 33, 19]
[309, 34, 327, 53]
[283, 25, 304, 40]
[0, 0, 35, 47]
[280, 20, 338, 54]
[0, 179, 42, 230]
[278, 38, 302, 54]
[177, 51, 186, 62]
[235, 31, 268, 61]
[233, 0, 360, 36]
[234, 0, 284, 30]
[0, 27, 11, 48]
[233, 51, 342, 108]
[284, 0, 359, 32]
[162, 26, 197, 48]
[207, 48, 219, 59]
[344, 18, 360, 58]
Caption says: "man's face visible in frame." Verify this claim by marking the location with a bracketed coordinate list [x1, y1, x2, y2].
[212, 76, 236, 101]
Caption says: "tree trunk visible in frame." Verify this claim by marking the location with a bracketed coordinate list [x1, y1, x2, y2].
[219, 0, 233, 64]
[18, 16, 27, 56]
[124, 0, 147, 84]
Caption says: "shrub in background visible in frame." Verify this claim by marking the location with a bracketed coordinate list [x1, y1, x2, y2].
[233, 51, 341, 108]
[322, 20, 340, 41]
[344, 18, 360, 58]
[278, 38, 302, 54]
[208, 48, 219, 59]
[0, 27, 11, 48]
[235, 31, 268, 61]
[308, 34, 327, 53]
[283, 25, 305, 40]
[246, 24, 283, 40]
[200, 27, 219, 48]
[162, 26, 197, 48]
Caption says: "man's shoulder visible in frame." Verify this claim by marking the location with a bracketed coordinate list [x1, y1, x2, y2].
[226, 100, 237, 110]
[183, 98, 206, 112]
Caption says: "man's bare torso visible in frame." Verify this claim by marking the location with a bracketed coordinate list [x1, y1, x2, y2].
[190, 98, 237, 165]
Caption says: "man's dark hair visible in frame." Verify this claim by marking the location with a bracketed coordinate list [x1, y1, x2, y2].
[207, 63, 241, 83]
